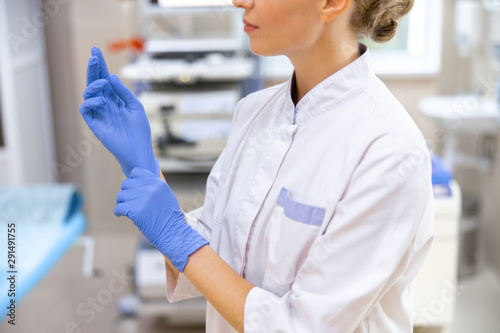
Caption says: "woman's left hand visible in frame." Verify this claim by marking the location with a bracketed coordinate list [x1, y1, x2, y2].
[79, 47, 159, 178]
[114, 167, 208, 272]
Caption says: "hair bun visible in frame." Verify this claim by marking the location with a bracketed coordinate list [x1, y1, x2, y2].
[353, 0, 414, 43]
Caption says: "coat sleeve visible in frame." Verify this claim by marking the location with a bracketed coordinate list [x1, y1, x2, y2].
[243, 136, 435, 332]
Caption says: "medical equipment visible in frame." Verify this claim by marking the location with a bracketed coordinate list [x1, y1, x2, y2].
[432, 154, 453, 197]
[121, 1, 258, 171]
[133, 239, 207, 321]
[142, 0, 238, 55]
[131, 0, 252, 82]
[114, 238, 206, 332]
[413, 155, 460, 330]
[413, 177, 461, 331]
[139, 86, 236, 161]
[135, 238, 171, 300]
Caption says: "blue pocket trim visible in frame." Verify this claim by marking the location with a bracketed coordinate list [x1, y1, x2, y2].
[277, 187, 325, 226]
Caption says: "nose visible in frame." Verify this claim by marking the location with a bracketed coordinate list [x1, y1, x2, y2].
[232, 0, 254, 10]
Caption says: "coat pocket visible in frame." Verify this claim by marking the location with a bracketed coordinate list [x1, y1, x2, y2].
[266, 187, 326, 289]
[276, 187, 326, 226]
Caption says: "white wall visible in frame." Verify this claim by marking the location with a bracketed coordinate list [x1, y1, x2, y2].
[0, 0, 56, 185]
[45, 0, 141, 235]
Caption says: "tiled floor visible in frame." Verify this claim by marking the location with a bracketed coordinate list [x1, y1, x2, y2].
[1, 231, 499, 332]
[413, 261, 500, 333]
[451, 266, 500, 333]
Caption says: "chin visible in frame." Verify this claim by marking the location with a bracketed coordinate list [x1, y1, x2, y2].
[248, 39, 284, 57]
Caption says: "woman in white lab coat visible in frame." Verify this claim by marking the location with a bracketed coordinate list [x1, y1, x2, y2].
[80, 0, 434, 332]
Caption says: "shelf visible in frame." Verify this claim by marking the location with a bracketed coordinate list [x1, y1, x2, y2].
[138, 90, 239, 117]
[156, 139, 225, 173]
[146, 38, 241, 54]
[120, 55, 255, 82]
[158, 157, 216, 173]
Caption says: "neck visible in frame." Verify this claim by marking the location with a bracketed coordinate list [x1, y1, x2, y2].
[288, 36, 360, 106]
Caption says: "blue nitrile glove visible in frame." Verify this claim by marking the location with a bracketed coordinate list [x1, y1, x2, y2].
[114, 167, 209, 272]
[79, 47, 159, 177]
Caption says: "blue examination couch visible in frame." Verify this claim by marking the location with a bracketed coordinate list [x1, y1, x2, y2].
[0, 184, 87, 321]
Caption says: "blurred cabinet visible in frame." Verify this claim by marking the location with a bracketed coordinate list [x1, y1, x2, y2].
[0, 0, 56, 186]
[413, 181, 461, 332]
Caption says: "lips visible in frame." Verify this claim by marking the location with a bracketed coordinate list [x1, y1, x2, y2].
[243, 18, 259, 32]
[243, 19, 259, 28]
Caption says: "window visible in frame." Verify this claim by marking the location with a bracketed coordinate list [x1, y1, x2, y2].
[262, 0, 444, 80]
[366, 0, 444, 78]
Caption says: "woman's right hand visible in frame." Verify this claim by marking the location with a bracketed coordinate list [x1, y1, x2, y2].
[114, 167, 209, 272]
[79, 47, 159, 177]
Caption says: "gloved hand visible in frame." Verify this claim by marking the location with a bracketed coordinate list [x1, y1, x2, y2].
[79, 47, 159, 177]
[114, 167, 209, 272]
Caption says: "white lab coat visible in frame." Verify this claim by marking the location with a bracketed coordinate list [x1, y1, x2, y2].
[165, 44, 435, 332]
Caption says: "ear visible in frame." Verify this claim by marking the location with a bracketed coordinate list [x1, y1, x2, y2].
[321, 0, 355, 22]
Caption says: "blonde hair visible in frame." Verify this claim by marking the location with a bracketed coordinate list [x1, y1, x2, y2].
[351, 0, 414, 43]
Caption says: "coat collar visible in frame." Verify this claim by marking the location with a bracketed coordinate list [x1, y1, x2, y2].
[282, 43, 376, 125]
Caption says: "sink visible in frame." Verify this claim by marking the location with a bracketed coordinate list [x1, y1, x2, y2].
[419, 95, 500, 134]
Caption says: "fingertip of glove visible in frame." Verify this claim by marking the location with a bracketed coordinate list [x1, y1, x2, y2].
[130, 167, 149, 178]
[129, 167, 140, 178]
[108, 74, 120, 84]
[88, 56, 98, 65]
[95, 79, 109, 88]
[91, 46, 101, 55]
[113, 205, 123, 217]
